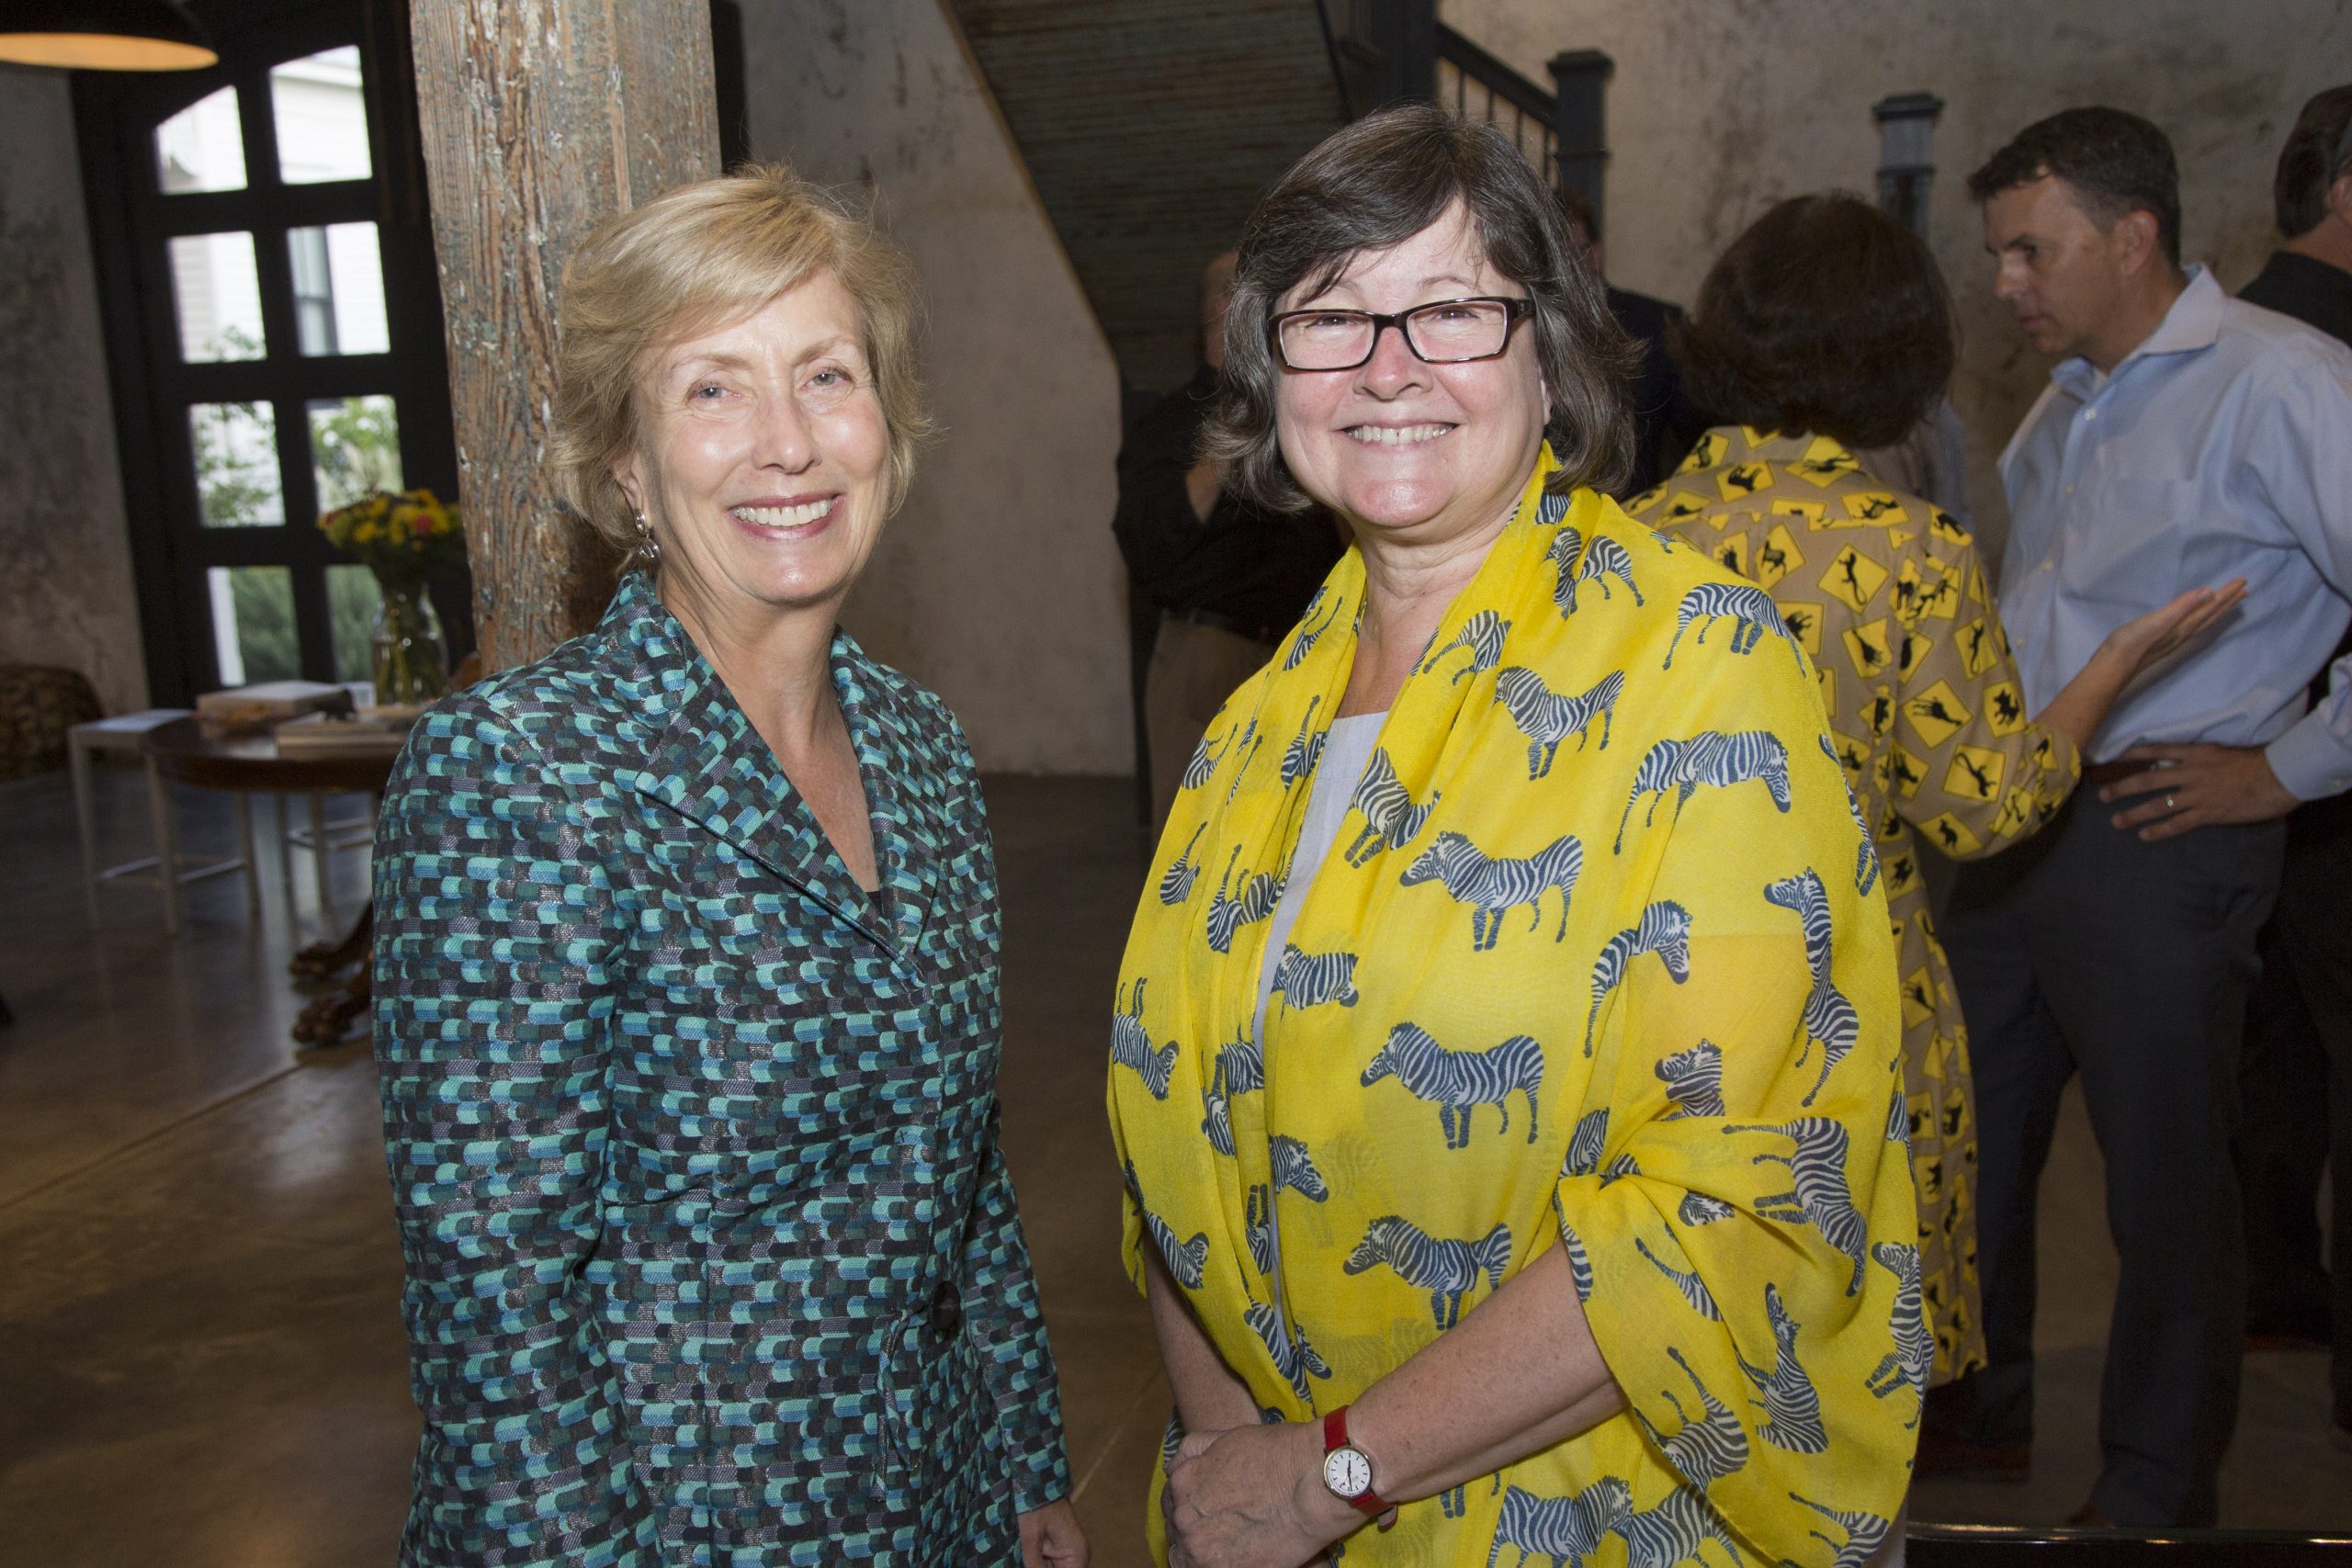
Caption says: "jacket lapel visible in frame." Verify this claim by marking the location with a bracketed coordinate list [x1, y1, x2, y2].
[611, 576, 902, 953]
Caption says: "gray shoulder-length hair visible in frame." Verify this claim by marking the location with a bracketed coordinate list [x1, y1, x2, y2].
[1204, 103, 1635, 513]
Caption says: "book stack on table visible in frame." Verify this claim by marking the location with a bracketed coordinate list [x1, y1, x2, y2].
[195, 681, 354, 736]
[274, 706, 426, 753]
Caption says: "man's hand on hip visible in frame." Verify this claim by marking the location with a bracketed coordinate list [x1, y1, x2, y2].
[2098, 742, 2301, 840]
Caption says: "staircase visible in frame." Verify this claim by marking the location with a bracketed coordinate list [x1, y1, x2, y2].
[944, 0, 1348, 395]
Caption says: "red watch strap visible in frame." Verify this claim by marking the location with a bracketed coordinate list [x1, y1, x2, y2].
[1321, 1404, 1394, 1521]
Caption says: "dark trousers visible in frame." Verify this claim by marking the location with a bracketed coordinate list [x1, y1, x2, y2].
[2237, 799, 2352, 1422]
[1939, 795, 2284, 1525]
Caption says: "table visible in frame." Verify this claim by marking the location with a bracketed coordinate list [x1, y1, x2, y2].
[141, 716, 406, 1045]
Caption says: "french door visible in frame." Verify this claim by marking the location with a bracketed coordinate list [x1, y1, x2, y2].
[76, 0, 467, 701]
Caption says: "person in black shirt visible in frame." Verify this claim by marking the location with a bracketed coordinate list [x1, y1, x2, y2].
[1556, 187, 1713, 495]
[1114, 252, 1344, 826]
[2234, 82, 2352, 1446]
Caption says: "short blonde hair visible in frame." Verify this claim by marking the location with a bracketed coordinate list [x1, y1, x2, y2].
[548, 164, 933, 555]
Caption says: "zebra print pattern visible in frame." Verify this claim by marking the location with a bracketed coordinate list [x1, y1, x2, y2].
[1765, 871, 1860, 1108]
[1204, 846, 1284, 955]
[1494, 667, 1623, 777]
[1156, 823, 1206, 906]
[1400, 829, 1585, 951]
[1679, 1190, 1737, 1227]
[1635, 1347, 1749, 1489]
[1361, 1021, 1544, 1148]
[1270, 1134, 1329, 1201]
[1583, 901, 1695, 1055]
[1342, 748, 1442, 865]
[1110, 977, 1176, 1099]
[1200, 1077, 1236, 1153]
[1655, 1040, 1726, 1120]
[1821, 734, 1881, 894]
[1568, 536, 1644, 611]
[1245, 1185, 1274, 1276]
[1635, 1235, 1723, 1320]
[1536, 491, 1574, 526]
[1663, 581, 1805, 671]
[1421, 609, 1512, 684]
[1268, 944, 1359, 1010]
[1563, 1108, 1610, 1177]
[1146, 1209, 1208, 1290]
[1341, 1216, 1513, 1328]
[1283, 588, 1340, 671]
[1600, 1152, 1641, 1186]
[1181, 723, 1231, 791]
[1621, 1484, 1741, 1568]
[1884, 1081, 1910, 1145]
[1280, 697, 1326, 788]
[1726, 1117, 1870, 1295]
[1243, 1300, 1329, 1403]
[1791, 1492, 1894, 1568]
[1211, 1032, 1262, 1102]
[1546, 526, 1589, 616]
[1560, 1224, 1595, 1303]
[1614, 730, 1792, 853]
[1866, 1240, 1932, 1427]
[1486, 1475, 1630, 1568]
[1736, 1282, 1827, 1453]
[1219, 718, 1266, 807]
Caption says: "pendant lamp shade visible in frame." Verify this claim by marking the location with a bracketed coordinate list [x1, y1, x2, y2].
[0, 1, 218, 70]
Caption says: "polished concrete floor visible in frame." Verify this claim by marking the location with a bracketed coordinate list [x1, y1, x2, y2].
[0, 765, 2342, 1565]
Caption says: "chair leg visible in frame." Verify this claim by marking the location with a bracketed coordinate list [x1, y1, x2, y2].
[310, 793, 331, 914]
[236, 794, 260, 914]
[71, 737, 100, 927]
[145, 758, 181, 936]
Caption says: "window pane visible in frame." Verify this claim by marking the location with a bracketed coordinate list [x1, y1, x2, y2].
[327, 563, 380, 683]
[308, 395, 401, 511]
[270, 47, 371, 185]
[188, 402, 284, 527]
[287, 221, 389, 356]
[206, 566, 300, 686]
[167, 231, 266, 362]
[153, 85, 245, 194]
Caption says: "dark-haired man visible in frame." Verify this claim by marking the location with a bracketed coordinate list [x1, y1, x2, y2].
[1114, 252, 1344, 826]
[1555, 186, 1712, 493]
[1932, 106, 2352, 1526]
[2235, 84, 2352, 1449]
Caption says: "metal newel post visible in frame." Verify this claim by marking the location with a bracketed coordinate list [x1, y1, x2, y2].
[1549, 50, 1615, 238]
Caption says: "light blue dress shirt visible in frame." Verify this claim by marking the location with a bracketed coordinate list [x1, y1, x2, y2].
[1997, 266, 2352, 800]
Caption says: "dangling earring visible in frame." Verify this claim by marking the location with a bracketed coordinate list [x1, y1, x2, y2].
[632, 513, 662, 569]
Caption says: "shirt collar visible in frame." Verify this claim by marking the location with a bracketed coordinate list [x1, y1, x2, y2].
[2052, 265, 2221, 399]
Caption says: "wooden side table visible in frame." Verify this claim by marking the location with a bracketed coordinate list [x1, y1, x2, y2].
[141, 717, 407, 1044]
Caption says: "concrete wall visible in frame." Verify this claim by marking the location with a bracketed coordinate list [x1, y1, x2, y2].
[738, 0, 1130, 774]
[0, 65, 146, 715]
[1443, 0, 2352, 564]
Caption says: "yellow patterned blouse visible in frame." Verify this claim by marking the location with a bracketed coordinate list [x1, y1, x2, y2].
[1108, 449, 1921, 1565]
[1629, 426, 2085, 1384]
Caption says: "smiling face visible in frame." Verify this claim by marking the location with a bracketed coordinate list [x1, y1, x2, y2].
[1981, 175, 2147, 367]
[614, 271, 891, 627]
[1272, 202, 1548, 552]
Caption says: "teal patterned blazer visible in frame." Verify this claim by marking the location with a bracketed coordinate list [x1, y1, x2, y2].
[373, 574, 1069, 1565]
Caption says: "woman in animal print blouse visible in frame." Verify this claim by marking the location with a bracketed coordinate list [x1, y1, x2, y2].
[1632, 193, 2240, 1411]
[1109, 107, 1924, 1567]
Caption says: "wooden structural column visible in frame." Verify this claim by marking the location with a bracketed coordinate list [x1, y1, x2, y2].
[408, 0, 720, 671]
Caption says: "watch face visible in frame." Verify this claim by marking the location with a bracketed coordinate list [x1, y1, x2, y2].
[1323, 1446, 1372, 1498]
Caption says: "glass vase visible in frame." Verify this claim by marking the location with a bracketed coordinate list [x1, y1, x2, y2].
[370, 573, 448, 705]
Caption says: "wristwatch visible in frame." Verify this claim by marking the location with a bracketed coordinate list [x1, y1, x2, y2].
[1320, 1405, 1396, 1529]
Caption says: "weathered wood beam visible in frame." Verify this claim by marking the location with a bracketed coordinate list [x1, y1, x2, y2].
[409, 0, 719, 671]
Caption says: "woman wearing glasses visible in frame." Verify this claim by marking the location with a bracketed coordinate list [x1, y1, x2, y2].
[1108, 106, 1919, 1565]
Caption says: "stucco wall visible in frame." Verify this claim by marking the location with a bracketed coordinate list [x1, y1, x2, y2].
[0, 65, 146, 715]
[1442, 0, 2352, 564]
[737, 0, 1129, 774]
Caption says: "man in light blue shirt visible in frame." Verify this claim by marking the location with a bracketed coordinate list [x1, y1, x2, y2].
[1928, 107, 2352, 1529]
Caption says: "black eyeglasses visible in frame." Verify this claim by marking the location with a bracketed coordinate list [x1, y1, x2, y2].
[1268, 296, 1532, 371]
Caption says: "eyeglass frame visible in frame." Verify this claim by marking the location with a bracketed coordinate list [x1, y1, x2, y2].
[1266, 295, 1534, 372]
